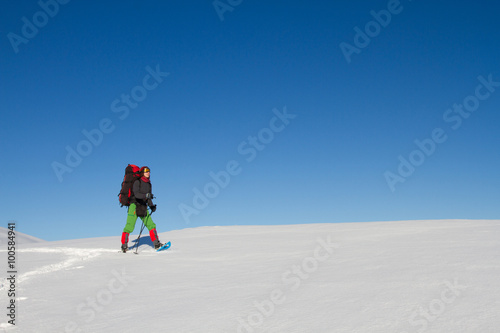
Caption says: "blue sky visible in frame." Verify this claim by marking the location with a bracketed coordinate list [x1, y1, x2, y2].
[2, 0, 499, 241]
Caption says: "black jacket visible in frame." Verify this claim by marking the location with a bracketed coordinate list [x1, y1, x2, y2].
[132, 178, 153, 206]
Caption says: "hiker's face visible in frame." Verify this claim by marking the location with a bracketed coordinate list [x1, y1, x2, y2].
[144, 171, 150, 178]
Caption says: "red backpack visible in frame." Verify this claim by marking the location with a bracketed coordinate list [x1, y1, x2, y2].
[118, 164, 141, 206]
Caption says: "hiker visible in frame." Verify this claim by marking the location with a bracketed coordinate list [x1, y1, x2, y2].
[120, 166, 162, 252]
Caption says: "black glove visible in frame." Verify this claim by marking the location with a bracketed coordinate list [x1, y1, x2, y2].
[149, 204, 157, 213]
[145, 193, 154, 200]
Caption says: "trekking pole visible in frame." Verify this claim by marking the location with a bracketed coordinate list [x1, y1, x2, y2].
[133, 208, 154, 254]
[134, 221, 147, 255]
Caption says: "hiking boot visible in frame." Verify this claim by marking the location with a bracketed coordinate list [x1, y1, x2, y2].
[121, 232, 130, 253]
[154, 240, 163, 250]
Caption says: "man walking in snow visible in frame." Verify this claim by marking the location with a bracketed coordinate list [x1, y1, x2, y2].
[120, 166, 163, 252]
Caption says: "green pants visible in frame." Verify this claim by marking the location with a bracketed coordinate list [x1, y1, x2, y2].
[123, 203, 156, 233]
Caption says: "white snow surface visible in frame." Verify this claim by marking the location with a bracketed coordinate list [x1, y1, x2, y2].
[1, 219, 500, 333]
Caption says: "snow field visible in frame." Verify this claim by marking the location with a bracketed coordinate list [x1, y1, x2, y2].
[0, 220, 499, 332]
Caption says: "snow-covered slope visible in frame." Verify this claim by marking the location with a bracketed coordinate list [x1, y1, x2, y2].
[1, 220, 499, 332]
[0, 226, 45, 244]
